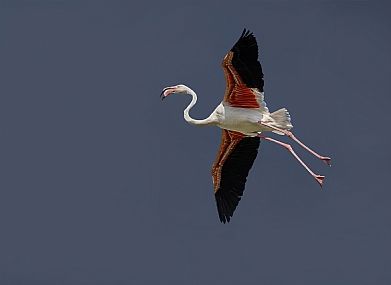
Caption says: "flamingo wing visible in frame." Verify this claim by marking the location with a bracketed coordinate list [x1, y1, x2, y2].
[222, 29, 268, 113]
[212, 129, 260, 223]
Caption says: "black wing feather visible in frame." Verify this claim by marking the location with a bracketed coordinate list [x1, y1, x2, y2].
[231, 29, 264, 91]
[214, 137, 260, 223]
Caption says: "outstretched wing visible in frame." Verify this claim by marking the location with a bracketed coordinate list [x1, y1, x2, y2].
[222, 29, 268, 114]
[212, 129, 261, 223]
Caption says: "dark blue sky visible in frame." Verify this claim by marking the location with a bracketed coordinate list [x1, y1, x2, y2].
[1, 1, 390, 284]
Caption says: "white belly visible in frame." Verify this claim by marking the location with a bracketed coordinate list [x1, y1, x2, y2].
[215, 104, 274, 136]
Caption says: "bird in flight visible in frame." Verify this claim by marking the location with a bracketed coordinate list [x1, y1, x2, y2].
[161, 29, 330, 223]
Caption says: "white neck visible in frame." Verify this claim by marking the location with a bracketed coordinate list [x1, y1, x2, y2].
[184, 87, 218, 127]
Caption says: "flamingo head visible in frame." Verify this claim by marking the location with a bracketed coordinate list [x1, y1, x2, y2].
[160, 84, 189, 100]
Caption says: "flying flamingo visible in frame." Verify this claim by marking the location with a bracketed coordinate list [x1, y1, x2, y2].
[161, 29, 330, 223]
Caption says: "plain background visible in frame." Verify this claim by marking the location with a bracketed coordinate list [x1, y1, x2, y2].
[1, 1, 390, 284]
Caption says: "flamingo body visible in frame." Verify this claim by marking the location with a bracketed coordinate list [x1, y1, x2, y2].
[215, 103, 289, 136]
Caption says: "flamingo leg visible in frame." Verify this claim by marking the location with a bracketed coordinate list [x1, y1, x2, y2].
[258, 121, 331, 166]
[258, 134, 325, 187]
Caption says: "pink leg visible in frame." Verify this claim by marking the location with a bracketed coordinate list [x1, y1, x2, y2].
[258, 121, 331, 166]
[258, 134, 325, 187]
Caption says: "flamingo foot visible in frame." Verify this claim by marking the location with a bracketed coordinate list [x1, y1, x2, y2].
[314, 175, 325, 187]
[320, 156, 331, 166]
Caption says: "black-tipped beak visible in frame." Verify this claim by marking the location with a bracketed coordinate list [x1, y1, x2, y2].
[160, 90, 166, 100]
[160, 86, 175, 100]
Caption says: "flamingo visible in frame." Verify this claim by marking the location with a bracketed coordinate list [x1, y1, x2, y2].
[161, 29, 330, 223]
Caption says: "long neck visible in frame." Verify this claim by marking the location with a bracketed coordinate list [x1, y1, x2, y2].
[184, 88, 218, 127]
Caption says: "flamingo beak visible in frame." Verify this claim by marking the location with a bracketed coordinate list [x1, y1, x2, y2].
[160, 86, 177, 100]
